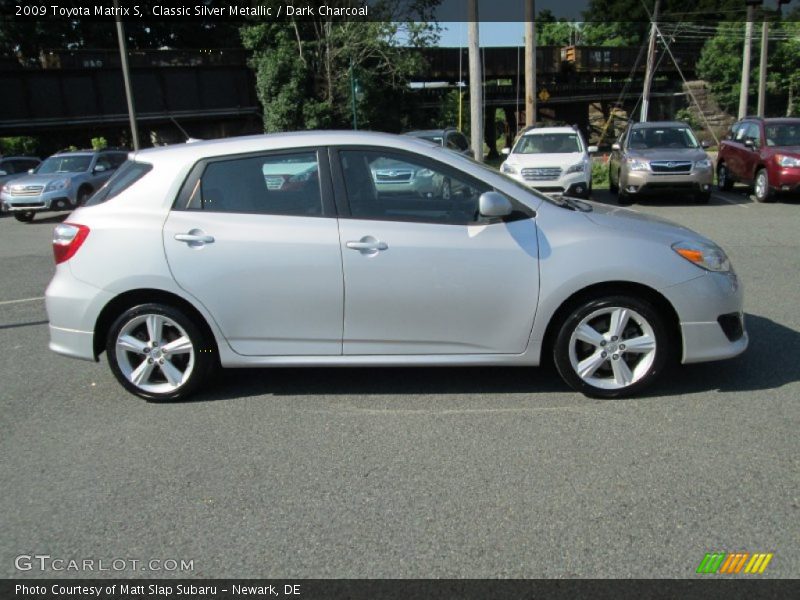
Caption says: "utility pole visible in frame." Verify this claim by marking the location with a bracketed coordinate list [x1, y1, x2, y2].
[114, 0, 138, 150]
[739, 2, 760, 119]
[757, 6, 768, 117]
[468, 0, 483, 162]
[640, 0, 660, 122]
[524, 0, 536, 127]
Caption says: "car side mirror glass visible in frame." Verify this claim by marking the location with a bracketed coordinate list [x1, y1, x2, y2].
[744, 139, 755, 149]
[587, 145, 598, 154]
[612, 143, 621, 151]
[479, 191, 513, 218]
[701, 140, 710, 149]
[501, 147, 511, 155]
[94, 164, 107, 173]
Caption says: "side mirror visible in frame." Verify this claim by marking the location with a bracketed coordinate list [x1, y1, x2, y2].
[744, 139, 755, 149]
[612, 143, 621, 151]
[701, 140, 711, 149]
[479, 191, 513, 218]
[501, 147, 511, 155]
[94, 164, 106, 173]
[587, 145, 598, 154]
[28, 168, 35, 174]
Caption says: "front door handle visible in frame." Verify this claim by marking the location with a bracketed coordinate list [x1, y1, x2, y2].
[346, 236, 388, 254]
[175, 229, 214, 246]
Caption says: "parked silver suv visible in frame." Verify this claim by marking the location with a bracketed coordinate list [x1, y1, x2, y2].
[1, 149, 127, 222]
[45, 132, 746, 402]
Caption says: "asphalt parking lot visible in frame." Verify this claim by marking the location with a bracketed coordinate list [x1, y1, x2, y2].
[1, 185, 798, 579]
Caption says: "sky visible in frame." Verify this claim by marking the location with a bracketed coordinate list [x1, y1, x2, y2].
[437, 22, 526, 47]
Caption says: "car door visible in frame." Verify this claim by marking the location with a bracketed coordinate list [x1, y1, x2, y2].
[727, 121, 752, 181]
[741, 122, 763, 183]
[331, 147, 540, 355]
[163, 148, 344, 356]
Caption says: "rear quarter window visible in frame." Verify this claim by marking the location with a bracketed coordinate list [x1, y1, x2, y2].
[84, 161, 152, 206]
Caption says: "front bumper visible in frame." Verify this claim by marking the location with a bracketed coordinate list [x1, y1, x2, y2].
[663, 270, 748, 364]
[1, 188, 74, 212]
[771, 167, 800, 194]
[621, 168, 713, 196]
[507, 170, 590, 197]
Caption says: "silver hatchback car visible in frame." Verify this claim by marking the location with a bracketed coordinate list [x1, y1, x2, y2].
[46, 131, 747, 401]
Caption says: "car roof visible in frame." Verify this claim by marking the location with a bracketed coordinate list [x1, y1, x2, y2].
[133, 131, 448, 166]
[520, 126, 578, 135]
[631, 121, 692, 129]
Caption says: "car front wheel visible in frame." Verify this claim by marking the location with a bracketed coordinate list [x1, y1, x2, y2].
[753, 168, 774, 203]
[553, 296, 670, 398]
[717, 162, 733, 191]
[13, 211, 35, 223]
[106, 303, 215, 401]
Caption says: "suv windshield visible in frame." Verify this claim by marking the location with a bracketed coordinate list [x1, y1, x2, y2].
[765, 123, 800, 147]
[629, 127, 699, 149]
[37, 155, 92, 174]
[514, 133, 582, 154]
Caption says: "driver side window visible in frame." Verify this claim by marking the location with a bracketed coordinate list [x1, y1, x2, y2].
[339, 149, 489, 225]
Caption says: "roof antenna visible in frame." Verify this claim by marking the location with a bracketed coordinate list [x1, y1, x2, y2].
[169, 115, 201, 143]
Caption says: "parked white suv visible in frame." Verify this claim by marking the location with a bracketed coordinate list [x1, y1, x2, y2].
[500, 126, 597, 198]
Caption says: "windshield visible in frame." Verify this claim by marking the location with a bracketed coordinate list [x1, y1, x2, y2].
[513, 133, 583, 154]
[37, 155, 92, 174]
[628, 127, 699, 149]
[765, 123, 800, 147]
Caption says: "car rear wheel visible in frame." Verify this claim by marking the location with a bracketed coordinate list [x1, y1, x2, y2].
[13, 211, 35, 223]
[553, 296, 670, 398]
[717, 163, 733, 191]
[106, 303, 216, 402]
[753, 168, 774, 203]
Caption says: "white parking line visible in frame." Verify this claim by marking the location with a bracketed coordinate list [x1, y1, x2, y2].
[0, 296, 45, 306]
[713, 193, 750, 208]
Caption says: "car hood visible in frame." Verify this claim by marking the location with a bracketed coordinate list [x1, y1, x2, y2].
[3, 173, 77, 187]
[774, 146, 800, 156]
[582, 201, 713, 245]
[625, 148, 708, 162]
[505, 152, 585, 168]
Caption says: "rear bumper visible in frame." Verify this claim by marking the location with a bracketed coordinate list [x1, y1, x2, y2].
[49, 325, 95, 362]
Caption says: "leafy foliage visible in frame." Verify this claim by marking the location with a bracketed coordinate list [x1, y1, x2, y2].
[241, 1, 439, 132]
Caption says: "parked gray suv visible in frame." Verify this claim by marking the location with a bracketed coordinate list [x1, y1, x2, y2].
[1, 149, 128, 222]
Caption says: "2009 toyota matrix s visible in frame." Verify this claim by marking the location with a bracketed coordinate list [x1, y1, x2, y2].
[45, 131, 747, 401]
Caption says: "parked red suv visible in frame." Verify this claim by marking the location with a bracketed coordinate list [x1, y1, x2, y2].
[716, 117, 800, 202]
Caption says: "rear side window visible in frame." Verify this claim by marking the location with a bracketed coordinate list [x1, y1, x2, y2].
[188, 152, 322, 217]
[85, 161, 152, 206]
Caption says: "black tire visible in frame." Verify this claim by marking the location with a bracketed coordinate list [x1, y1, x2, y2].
[608, 169, 618, 193]
[696, 191, 711, 204]
[106, 303, 216, 402]
[717, 162, 733, 191]
[13, 211, 35, 223]
[553, 295, 670, 398]
[617, 189, 633, 206]
[76, 186, 93, 207]
[753, 168, 775, 203]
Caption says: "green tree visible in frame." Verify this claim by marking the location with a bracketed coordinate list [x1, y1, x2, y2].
[696, 22, 743, 113]
[241, 2, 439, 132]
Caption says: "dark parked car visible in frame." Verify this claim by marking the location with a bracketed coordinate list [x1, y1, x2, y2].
[716, 117, 800, 202]
[404, 128, 472, 157]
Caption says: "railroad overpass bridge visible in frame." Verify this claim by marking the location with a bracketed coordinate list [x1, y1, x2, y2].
[0, 46, 694, 149]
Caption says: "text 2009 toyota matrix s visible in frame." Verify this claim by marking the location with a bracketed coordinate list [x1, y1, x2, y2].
[45, 131, 747, 401]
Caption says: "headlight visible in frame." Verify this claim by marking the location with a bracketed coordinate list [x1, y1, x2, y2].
[501, 162, 517, 175]
[564, 162, 584, 175]
[776, 154, 800, 168]
[626, 158, 650, 171]
[45, 178, 70, 192]
[672, 240, 730, 272]
[695, 159, 713, 170]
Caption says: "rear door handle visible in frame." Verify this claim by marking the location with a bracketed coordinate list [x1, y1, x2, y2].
[346, 241, 388, 251]
[175, 230, 214, 246]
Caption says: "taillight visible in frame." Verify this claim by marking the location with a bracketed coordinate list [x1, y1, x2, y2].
[53, 223, 90, 264]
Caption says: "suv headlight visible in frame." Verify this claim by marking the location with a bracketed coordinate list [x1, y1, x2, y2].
[501, 162, 518, 175]
[695, 159, 713, 170]
[626, 158, 650, 171]
[776, 154, 800, 168]
[564, 162, 584, 175]
[45, 178, 71, 192]
[672, 240, 730, 272]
